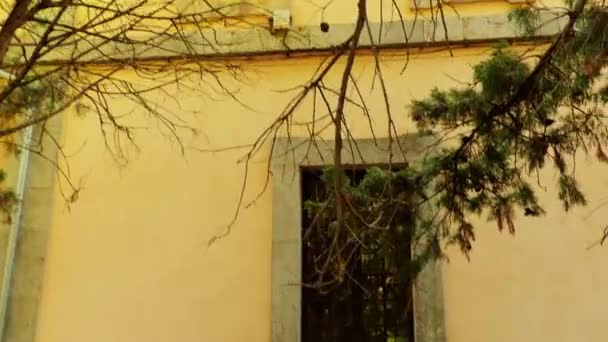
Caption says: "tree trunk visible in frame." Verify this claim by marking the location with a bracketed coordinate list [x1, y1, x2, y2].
[0, 1, 33, 67]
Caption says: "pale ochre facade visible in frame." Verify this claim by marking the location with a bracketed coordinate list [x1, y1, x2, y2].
[35, 52, 608, 342]
[0, 1, 607, 342]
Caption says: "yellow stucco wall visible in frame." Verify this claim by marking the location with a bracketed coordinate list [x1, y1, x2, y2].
[0, 0, 598, 341]
[443, 161, 608, 341]
[29, 46, 608, 342]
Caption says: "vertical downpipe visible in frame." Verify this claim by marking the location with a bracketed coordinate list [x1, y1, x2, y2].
[0, 112, 34, 339]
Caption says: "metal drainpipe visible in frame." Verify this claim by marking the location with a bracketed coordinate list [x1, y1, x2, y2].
[0, 69, 34, 340]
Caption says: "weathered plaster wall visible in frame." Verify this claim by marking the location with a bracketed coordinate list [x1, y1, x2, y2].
[1, 1, 605, 341]
[0, 79, 59, 342]
[2, 118, 61, 342]
[22, 47, 608, 342]
[442, 158, 608, 342]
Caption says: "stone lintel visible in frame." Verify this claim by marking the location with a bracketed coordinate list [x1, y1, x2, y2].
[32, 12, 564, 65]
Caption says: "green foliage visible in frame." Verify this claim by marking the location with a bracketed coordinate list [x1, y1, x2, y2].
[0, 169, 17, 225]
[410, 4, 607, 255]
[304, 166, 425, 280]
[474, 45, 530, 100]
[0, 75, 66, 128]
[509, 8, 541, 36]
[0, 56, 65, 226]
[558, 174, 587, 211]
[303, 166, 433, 340]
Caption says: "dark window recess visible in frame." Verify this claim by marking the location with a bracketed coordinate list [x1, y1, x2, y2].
[301, 166, 415, 342]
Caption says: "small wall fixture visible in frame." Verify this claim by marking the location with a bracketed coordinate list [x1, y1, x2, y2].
[270, 9, 291, 32]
